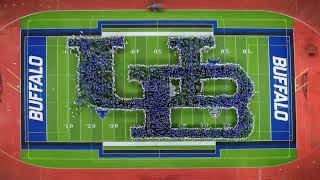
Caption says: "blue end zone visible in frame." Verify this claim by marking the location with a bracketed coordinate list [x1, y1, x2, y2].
[269, 36, 293, 141]
[24, 36, 47, 142]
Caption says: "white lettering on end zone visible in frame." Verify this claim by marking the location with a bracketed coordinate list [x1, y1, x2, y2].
[272, 56, 289, 121]
[28, 56, 44, 121]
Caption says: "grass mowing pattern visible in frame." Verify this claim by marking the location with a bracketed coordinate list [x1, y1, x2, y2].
[21, 11, 293, 29]
[21, 148, 297, 168]
[22, 10, 295, 168]
[47, 35, 270, 142]
[46, 34, 270, 142]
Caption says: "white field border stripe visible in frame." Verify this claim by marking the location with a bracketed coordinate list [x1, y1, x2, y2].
[102, 32, 213, 37]
[103, 141, 216, 146]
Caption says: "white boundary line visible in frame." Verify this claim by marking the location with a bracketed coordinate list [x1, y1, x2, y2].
[56, 36, 59, 142]
[103, 141, 216, 146]
[102, 32, 214, 37]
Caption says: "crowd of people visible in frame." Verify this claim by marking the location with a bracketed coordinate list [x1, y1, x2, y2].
[69, 36, 255, 139]
[131, 36, 254, 139]
[68, 37, 124, 107]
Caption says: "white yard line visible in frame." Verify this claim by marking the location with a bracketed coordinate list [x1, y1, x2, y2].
[90, 109, 93, 142]
[285, 19, 291, 158]
[224, 34, 227, 125]
[56, 37, 59, 141]
[103, 141, 216, 146]
[124, 43, 127, 141]
[192, 108, 194, 128]
[246, 36, 248, 73]
[112, 112, 115, 141]
[234, 36, 237, 64]
[67, 46, 70, 141]
[45, 38, 48, 142]
[180, 109, 182, 128]
[102, 32, 214, 37]
[213, 37, 216, 128]
[257, 37, 261, 139]
[135, 36, 138, 126]
[145, 36, 147, 64]
[157, 21, 159, 64]
[267, 38, 272, 141]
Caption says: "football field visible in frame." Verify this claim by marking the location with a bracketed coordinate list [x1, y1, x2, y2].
[21, 10, 296, 168]
[45, 34, 271, 142]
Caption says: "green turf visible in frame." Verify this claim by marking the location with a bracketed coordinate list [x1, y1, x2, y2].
[202, 35, 271, 141]
[46, 34, 271, 142]
[21, 148, 297, 168]
[203, 79, 237, 95]
[23, 10, 294, 168]
[21, 10, 293, 29]
[171, 108, 237, 129]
